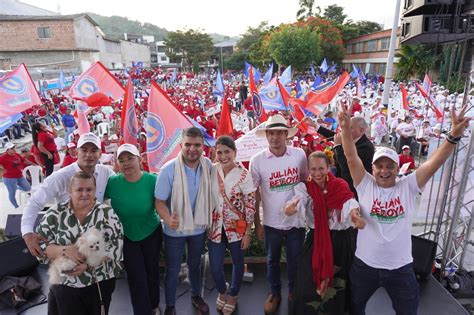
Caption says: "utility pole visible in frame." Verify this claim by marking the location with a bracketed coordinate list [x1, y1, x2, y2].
[382, 0, 402, 109]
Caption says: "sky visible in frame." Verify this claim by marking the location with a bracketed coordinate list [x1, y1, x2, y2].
[21, 0, 400, 37]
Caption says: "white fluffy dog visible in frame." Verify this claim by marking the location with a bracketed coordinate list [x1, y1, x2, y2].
[48, 228, 106, 284]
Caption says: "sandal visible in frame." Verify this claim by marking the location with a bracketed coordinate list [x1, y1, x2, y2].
[222, 296, 237, 315]
[216, 294, 227, 311]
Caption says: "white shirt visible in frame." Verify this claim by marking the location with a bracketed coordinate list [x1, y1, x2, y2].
[54, 137, 66, 151]
[250, 146, 308, 230]
[21, 162, 115, 235]
[355, 172, 423, 269]
[396, 122, 416, 137]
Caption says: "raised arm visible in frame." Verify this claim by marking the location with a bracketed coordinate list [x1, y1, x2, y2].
[416, 105, 471, 188]
[338, 104, 366, 187]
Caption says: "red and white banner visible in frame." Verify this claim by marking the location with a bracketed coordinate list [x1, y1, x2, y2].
[0, 64, 41, 118]
[146, 81, 193, 173]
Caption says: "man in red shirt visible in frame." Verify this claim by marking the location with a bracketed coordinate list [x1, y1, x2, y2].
[399, 145, 416, 174]
[0, 143, 31, 208]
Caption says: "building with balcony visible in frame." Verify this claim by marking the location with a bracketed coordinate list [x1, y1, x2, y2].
[342, 28, 401, 76]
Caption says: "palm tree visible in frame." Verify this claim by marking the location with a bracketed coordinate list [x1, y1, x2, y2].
[395, 45, 438, 81]
[296, 0, 321, 21]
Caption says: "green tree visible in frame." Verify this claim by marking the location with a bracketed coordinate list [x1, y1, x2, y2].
[164, 29, 213, 71]
[323, 4, 347, 25]
[341, 20, 383, 41]
[296, 0, 321, 21]
[267, 25, 321, 71]
[237, 22, 270, 52]
[395, 45, 438, 80]
[224, 51, 248, 70]
[234, 22, 274, 68]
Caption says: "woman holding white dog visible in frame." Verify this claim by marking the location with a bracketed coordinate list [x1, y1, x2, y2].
[104, 143, 162, 315]
[37, 171, 123, 315]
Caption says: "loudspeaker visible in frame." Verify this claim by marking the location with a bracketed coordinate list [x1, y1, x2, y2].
[412, 235, 437, 281]
[4, 214, 43, 239]
[0, 237, 38, 279]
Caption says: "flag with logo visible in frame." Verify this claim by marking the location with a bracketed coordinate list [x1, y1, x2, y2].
[277, 80, 309, 133]
[69, 61, 124, 102]
[0, 64, 41, 118]
[249, 67, 268, 122]
[259, 78, 286, 111]
[415, 82, 442, 118]
[121, 78, 139, 145]
[146, 81, 193, 173]
[305, 72, 350, 115]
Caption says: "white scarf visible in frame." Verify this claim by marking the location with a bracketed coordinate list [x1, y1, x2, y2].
[170, 152, 212, 233]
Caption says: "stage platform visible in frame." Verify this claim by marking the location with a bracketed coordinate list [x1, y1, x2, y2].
[0, 263, 467, 315]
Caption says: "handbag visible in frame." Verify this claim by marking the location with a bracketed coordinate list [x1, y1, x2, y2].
[0, 276, 44, 309]
[217, 170, 247, 235]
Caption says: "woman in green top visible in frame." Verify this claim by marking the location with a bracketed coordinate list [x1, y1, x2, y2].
[104, 143, 162, 315]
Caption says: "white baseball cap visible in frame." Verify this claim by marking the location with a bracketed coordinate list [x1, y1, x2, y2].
[117, 143, 140, 158]
[372, 147, 399, 165]
[77, 132, 101, 149]
[4, 142, 15, 150]
[402, 145, 410, 150]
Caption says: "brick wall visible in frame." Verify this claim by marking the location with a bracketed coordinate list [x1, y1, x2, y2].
[0, 20, 76, 51]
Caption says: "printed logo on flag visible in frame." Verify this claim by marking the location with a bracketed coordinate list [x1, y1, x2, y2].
[126, 107, 138, 137]
[0, 77, 26, 95]
[313, 77, 338, 93]
[146, 112, 166, 152]
[75, 77, 98, 97]
[252, 92, 263, 116]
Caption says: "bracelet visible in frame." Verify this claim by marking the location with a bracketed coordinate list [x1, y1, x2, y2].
[447, 134, 462, 143]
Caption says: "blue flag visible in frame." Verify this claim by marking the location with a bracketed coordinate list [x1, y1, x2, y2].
[0, 113, 23, 134]
[311, 75, 322, 90]
[309, 65, 316, 78]
[58, 70, 67, 90]
[350, 65, 359, 79]
[170, 68, 177, 83]
[262, 64, 273, 86]
[328, 64, 337, 73]
[259, 84, 285, 111]
[357, 65, 366, 81]
[320, 58, 328, 73]
[244, 61, 261, 84]
[296, 81, 303, 99]
[213, 70, 224, 97]
[279, 66, 292, 86]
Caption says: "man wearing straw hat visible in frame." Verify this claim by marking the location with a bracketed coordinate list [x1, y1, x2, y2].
[250, 114, 308, 314]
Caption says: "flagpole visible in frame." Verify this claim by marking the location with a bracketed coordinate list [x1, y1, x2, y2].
[382, 0, 402, 109]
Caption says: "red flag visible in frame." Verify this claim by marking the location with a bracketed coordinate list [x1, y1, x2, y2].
[0, 64, 41, 118]
[75, 101, 91, 135]
[249, 67, 268, 122]
[277, 80, 308, 132]
[69, 61, 124, 102]
[146, 81, 193, 173]
[84, 92, 113, 107]
[216, 94, 234, 137]
[305, 72, 350, 115]
[121, 78, 139, 145]
[399, 83, 410, 110]
[415, 82, 443, 118]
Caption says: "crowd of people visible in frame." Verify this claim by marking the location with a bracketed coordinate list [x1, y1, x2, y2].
[0, 65, 472, 315]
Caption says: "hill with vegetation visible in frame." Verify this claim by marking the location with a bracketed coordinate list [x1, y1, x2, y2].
[87, 13, 238, 43]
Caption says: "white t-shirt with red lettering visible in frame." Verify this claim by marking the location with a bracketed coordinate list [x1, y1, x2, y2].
[355, 172, 422, 270]
[250, 146, 308, 230]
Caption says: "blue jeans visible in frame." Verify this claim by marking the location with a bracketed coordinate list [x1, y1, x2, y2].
[163, 232, 206, 306]
[264, 225, 305, 297]
[64, 126, 75, 143]
[3, 177, 30, 208]
[350, 257, 419, 315]
[208, 233, 244, 297]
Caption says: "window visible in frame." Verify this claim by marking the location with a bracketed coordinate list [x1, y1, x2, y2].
[346, 44, 352, 54]
[367, 40, 377, 52]
[355, 42, 363, 53]
[380, 38, 390, 50]
[402, 23, 411, 37]
[157, 46, 167, 53]
[37, 27, 51, 38]
[378, 64, 386, 75]
[160, 56, 167, 61]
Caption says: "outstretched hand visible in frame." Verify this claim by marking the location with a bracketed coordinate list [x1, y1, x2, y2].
[337, 101, 352, 130]
[450, 105, 471, 138]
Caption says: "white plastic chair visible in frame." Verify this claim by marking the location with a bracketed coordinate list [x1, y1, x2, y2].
[97, 122, 110, 138]
[67, 132, 75, 144]
[19, 165, 44, 204]
[0, 135, 9, 148]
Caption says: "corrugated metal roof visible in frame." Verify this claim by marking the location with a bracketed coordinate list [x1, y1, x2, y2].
[214, 41, 237, 48]
[0, 13, 99, 26]
[0, 0, 58, 16]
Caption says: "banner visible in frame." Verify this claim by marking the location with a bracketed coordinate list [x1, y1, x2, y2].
[0, 113, 23, 134]
[0, 64, 41, 118]
[121, 78, 139, 145]
[235, 123, 268, 162]
[249, 67, 268, 122]
[69, 61, 124, 101]
[146, 81, 193, 173]
[415, 82, 443, 118]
